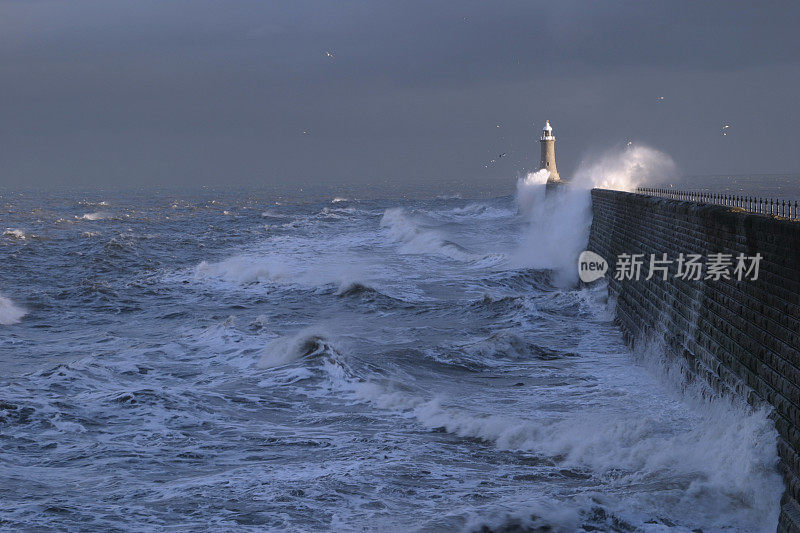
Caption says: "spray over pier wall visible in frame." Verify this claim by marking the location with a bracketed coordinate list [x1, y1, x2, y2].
[587, 189, 800, 532]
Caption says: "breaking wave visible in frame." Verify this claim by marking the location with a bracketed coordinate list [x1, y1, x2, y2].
[195, 256, 290, 284]
[258, 330, 347, 371]
[380, 208, 479, 261]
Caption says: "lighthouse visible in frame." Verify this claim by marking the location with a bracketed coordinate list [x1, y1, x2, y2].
[539, 120, 561, 183]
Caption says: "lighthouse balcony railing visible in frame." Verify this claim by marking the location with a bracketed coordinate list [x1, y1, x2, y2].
[635, 187, 800, 221]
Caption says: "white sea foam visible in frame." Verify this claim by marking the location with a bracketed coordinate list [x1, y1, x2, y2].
[512, 145, 677, 285]
[0, 294, 26, 325]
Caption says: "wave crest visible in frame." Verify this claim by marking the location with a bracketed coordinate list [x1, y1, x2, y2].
[380, 208, 477, 261]
[258, 330, 342, 369]
[195, 256, 289, 284]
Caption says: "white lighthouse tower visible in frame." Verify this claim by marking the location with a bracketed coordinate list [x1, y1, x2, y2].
[539, 120, 561, 183]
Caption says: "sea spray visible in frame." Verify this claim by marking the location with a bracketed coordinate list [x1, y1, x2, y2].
[0, 294, 26, 325]
[570, 144, 677, 191]
[512, 145, 677, 285]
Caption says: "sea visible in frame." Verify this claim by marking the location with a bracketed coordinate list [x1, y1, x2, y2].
[0, 172, 793, 532]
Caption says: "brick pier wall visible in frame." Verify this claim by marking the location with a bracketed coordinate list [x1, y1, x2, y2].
[587, 188, 800, 532]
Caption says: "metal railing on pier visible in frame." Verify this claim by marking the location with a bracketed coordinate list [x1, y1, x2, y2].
[636, 187, 800, 220]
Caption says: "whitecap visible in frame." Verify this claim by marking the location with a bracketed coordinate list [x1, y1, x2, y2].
[3, 228, 30, 240]
[77, 211, 112, 221]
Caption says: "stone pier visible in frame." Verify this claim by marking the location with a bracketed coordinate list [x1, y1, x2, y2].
[587, 188, 800, 532]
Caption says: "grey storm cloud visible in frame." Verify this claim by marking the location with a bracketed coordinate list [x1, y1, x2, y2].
[1, 0, 799, 188]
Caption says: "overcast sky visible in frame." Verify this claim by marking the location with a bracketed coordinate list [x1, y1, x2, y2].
[1, 0, 799, 188]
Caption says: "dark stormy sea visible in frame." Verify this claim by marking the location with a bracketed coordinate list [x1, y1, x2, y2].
[0, 169, 790, 531]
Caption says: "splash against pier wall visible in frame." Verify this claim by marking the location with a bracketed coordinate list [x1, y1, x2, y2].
[587, 189, 800, 533]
